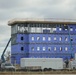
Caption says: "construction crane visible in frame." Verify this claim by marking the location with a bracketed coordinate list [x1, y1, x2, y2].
[0, 38, 15, 71]
[1, 38, 11, 63]
[68, 26, 73, 59]
[63, 24, 73, 59]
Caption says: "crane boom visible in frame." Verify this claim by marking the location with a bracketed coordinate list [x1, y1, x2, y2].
[68, 26, 73, 59]
[1, 38, 11, 63]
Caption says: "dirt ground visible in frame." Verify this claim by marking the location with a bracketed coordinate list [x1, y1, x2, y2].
[0, 70, 76, 75]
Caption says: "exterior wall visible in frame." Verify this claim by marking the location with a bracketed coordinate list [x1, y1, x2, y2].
[11, 23, 76, 64]
[28, 33, 76, 58]
[11, 34, 29, 64]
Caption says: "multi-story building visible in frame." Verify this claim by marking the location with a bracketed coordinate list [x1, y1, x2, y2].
[8, 19, 76, 64]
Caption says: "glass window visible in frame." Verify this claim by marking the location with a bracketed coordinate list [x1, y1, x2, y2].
[65, 37, 68, 41]
[60, 47, 62, 51]
[54, 37, 56, 40]
[37, 47, 40, 51]
[54, 47, 56, 51]
[65, 47, 68, 51]
[59, 28, 62, 31]
[37, 37, 40, 40]
[70, 27, 73, 31]
[48, 37, 51, 41]
[43, 37, 45, 41]
[53, 28, 56, 31]
[43, 47, 45, 51]
[59, 37, 62, 41]
[48, 47, 51, 51]
[65, 28, 68, 31]
[70, 38, 73, 41]
[31, 47, 34, 51]
[32, 37, 34, 41]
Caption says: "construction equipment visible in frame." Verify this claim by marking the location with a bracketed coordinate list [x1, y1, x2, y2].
[68, 25, 73, 59]
[1, 38, 11, 63]
[0, 38, 15, 71]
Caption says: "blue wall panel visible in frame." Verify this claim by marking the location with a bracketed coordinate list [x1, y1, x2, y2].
[11, 24, 76, 64]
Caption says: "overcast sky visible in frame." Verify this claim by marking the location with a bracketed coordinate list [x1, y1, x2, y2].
[0, 0, 76, 56]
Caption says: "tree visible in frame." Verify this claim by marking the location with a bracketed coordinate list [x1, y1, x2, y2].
[4, 51, 11, 62]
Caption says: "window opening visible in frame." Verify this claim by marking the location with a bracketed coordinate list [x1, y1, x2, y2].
[21, 47, 24, 51]
[70, 27, 73, 31]
[70, 38, 73, 41]
[37, 47, 40, 51]
[59, 28, 62, 31]
[48, 37, 51, 41]
[59, 37, 62, 41]
[43, 37, 45, 41]
[48, 47, 51, 51]
[37, 37, 40, 40]
[32, 37, 34, 41]
[65, 37, 68, 41]
[60, 47, 62, 51]
[31, 47, 34, 51]
[65, 47, 68, 51]
[43, 47, 46, 51]
[54, 47, 56, 51]
[54, 37, 56, 40]
[21, 36, 24, 40]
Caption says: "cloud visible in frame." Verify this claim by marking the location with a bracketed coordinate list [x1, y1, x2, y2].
[0, 0, 76, 22]
[0, 0, 21, 9]
[0, 0, 76, 57]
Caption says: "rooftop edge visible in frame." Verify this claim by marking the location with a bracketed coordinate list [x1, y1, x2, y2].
[8, 18, 76, 26]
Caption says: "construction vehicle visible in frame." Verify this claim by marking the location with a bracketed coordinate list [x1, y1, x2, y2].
[0, 38, 15, 71]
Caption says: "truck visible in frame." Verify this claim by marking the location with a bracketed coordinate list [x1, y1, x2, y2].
[20, 58, 63, 71]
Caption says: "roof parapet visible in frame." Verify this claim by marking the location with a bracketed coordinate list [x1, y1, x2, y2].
[8, 18, 76, 26]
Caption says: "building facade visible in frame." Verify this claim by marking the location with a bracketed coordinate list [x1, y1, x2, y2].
[8, 19, 76, 64]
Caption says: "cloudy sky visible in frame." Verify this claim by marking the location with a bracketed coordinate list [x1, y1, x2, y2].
[0, 0, 76, 56]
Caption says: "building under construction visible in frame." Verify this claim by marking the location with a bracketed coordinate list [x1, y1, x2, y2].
[8, 18, 76, 64]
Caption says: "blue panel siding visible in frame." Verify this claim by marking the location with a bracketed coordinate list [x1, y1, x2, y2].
[29, 34, 76, 44]
[56, 24, 76, 33]
[11, 25, 76, 64]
